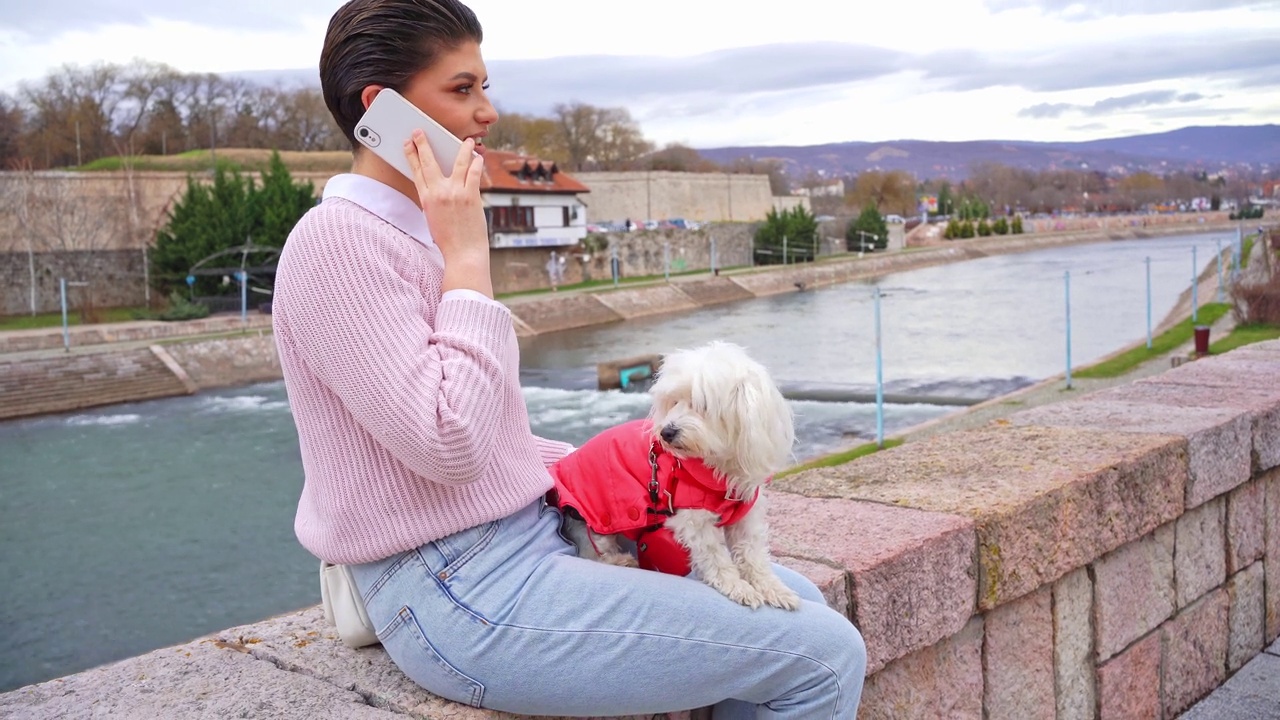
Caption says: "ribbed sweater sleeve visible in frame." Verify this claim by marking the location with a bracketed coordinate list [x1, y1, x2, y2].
[279, 202, 511, 485]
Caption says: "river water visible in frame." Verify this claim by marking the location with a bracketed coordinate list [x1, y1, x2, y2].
[0, 231, 1235, 691]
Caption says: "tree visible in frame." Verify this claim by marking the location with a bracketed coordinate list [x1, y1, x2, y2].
[754, 206, 818, 265]
[551, 102, 653, 171]
[150, 155, 316, 296]
[847, 170, 916, 216]
[846, 204, 888, 251]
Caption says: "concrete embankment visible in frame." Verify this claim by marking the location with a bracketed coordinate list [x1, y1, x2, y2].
[0, 221, 1255, 420]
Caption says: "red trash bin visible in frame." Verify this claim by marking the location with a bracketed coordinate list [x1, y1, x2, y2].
[1193, 326, 1210, 357]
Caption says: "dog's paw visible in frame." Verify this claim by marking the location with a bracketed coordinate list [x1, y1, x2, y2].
[714, 578, 766, 609]
[600, 552, 639, 568]
[756, 577, 803, 611]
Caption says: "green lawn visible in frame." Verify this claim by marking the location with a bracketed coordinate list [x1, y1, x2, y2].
[1073, 302, 1233, 379]
[1210, 323, 1280, 354]
[778, 438, 903, 478]
[0, 307, 148, 331]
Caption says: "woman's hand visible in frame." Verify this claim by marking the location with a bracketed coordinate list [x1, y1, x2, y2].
[404, 130, 494, 298]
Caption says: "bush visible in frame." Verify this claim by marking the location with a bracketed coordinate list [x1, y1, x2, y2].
[993, 217, 1009, 235]
[846, 204, 889, 251]
[977, 219, 992, 236]
[132, 291, 211, 322]
[1230, 205, 1266, 220]
[959, 220, 975, 238]
[1011, 215, 1024, 234]
[754, 206, 819, 264]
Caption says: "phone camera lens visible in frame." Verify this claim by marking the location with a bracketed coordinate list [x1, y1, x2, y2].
[358, 127, 369, 138]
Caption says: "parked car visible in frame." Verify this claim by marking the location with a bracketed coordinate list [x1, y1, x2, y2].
[885, 214, 906, 224]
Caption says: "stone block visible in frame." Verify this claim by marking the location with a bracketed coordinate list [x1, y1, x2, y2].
[1178, 651, 1280, 720]
[1093, 524, 1176, 662]
[766, 491, 975, 672]
[1267, 469, 1280, 643]
[776, 426, 1187, 609]
[1176, 497, 1227, 608]
[774, 556, 849, 619]
[1054, 568, 1096, 720]
[859, 617, 984, 720]
[984, 586, 1054, 720]
[507, 293, 623, 334]
[1162, 589, 1229, 718]
[591, 284, 698, 319]
[1228, 562, 1266, 673]
[1097, 632, 1160, 720]
[671, 276, 753, 306]
[0, 629, 401, 720]
[1131, 357, 1280, 473]
[1227, 478, 1267, 574]
[1014, 389, 1251, 507]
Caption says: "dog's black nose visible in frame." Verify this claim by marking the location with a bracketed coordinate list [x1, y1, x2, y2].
[660, 424, 679, 443]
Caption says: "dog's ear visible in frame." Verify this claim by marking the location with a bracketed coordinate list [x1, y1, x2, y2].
[730, 374, 795, 481]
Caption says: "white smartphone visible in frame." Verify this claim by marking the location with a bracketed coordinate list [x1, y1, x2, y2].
[353, 88, 478, 180]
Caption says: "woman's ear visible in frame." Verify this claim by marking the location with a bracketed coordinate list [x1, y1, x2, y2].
[359, 85, 386, 111]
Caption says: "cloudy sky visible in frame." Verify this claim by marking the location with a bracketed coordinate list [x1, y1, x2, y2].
[1, 0, 1278, 148]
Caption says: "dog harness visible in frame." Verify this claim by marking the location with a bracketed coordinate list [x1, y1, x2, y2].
[548, 419, 760, 576]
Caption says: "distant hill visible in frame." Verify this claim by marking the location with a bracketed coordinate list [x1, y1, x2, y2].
[696, 125, 1280, 181]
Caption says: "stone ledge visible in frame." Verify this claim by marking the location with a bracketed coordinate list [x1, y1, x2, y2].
[774, 425, 1187, 609]
[766, 492, 976, 672]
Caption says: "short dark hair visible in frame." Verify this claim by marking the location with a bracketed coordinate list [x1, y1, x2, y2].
[320, 0, 483, 149]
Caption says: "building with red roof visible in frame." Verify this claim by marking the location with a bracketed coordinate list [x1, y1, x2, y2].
[479, 150, 590, 250]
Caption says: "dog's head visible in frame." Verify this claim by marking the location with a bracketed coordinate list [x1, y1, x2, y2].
[647, 341, 795, 496]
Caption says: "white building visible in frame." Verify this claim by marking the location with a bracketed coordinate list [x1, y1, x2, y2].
[481, 151, 590, 249]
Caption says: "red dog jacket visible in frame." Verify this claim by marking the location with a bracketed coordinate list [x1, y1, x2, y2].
[548, 419, 759, 576]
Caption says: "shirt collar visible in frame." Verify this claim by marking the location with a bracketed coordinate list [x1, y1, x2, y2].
[322, 174, 434, 248]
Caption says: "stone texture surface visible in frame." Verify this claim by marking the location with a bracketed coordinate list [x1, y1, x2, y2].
[0, 630, 402, 720]
[858, 617, 984, 720]
[1053, 568, 1096, 720]
[1132, 356, 1280, 473]
[1012, 394, 1250, 508]
[776, 426, 1187, 609]
[1162, 589, 1230, 718]
[1176, 497, 1227, 608]
[983, 586, 1054, 720]
[767, 491, 975, 672]
[773, 555, 850, 619]
[1268, 468, 1280, 643]
[165, 332, 282, 389]
[1228, 562, 1266, 673]
[591, 284, 699, 319]
[1227, 478, 1268, 574]
[1179, 651, 1280, 720]
[670, 276, 754, 305]
[507, 293, 623, 334]
[1097, 632, 1161, 720]
[1093, 524, 1176, 662]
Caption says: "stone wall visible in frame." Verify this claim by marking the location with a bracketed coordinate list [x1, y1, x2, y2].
[0, 249, 151, 315]
[573, 170, 781, 224]
[5, 340, 1277, 719]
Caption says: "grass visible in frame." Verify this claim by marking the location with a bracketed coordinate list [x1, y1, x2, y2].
[77, 149, 353, 174]
[1210, 323, 1280, 354]
[778, 438, 904, 478]
[495, 267, 747, 300]
[0, 307, 148, 331]
[1073, 302, 1233, 379]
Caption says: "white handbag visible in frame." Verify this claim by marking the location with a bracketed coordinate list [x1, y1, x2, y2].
[320, 561, 380, 648]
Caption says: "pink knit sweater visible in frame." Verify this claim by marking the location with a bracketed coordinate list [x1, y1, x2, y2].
[273, 175, 572, 564]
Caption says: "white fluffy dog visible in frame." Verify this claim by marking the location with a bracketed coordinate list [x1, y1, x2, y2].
[549, 341, 800, 610]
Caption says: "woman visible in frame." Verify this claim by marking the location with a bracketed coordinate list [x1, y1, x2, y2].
[272, 1, 866, 716]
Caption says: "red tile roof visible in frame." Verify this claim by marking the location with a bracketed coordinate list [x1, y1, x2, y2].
[480, 150, 589, 194]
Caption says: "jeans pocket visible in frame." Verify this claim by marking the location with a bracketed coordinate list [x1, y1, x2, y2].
[432, 519, 501, 580]
[378, 605, 485, 708]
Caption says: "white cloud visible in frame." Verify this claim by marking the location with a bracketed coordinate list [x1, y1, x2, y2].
[1, 0, 1277, 146]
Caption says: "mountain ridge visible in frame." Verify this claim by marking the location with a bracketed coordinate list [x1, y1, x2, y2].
[695, 125, 1280, 180]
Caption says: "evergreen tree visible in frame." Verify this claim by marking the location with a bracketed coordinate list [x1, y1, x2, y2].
[754, 206, 819, 265]
[151, 152, 316, 296]
[1011, 215, 1024, 234]
[847, 204, 888, 251]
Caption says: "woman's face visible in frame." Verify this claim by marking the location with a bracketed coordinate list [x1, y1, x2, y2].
[399, 40, 498, 156]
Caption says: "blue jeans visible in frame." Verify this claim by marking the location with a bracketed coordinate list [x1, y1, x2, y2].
[350, 499, 866, 718]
